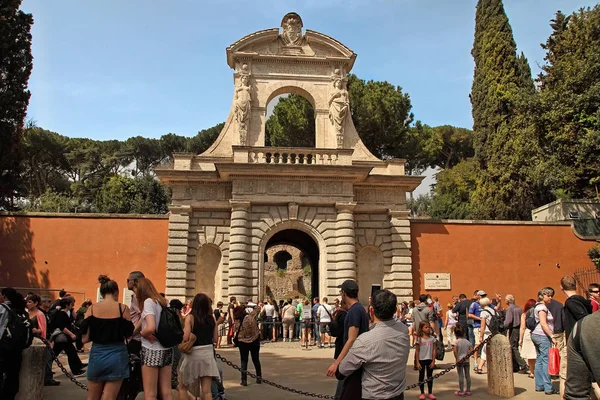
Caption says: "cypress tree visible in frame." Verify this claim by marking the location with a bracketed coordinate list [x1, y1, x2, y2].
[0, 0, 33, 209]
[469, 0, 547, 219]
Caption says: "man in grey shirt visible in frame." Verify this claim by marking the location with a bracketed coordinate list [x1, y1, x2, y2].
[337, 289, 410, 400]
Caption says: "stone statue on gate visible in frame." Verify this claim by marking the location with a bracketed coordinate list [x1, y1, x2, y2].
[328, 70, 349, 148]
[235, 64, 252, 146]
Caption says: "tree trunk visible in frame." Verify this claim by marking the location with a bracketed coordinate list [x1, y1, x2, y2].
[486, 334, 515, 398]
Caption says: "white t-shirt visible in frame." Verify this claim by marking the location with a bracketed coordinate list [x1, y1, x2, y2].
[264, 304, 275, 317]
[141, 298, 167, 350]
[317, 304, 333, 323]
[446, 310, 457, 326]
[301, 305, 312, 320]
[533, 303, 554, 336]
[480, 307, 496, 335]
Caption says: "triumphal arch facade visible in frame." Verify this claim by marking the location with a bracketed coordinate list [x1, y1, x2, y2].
[157, 13, 422, 304]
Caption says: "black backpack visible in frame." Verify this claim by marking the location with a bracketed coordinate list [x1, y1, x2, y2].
[481, 308, 501, 334]
[0, 304, 33, 352]
[525, 303, 539, 331]
[155, 306, 183, 348]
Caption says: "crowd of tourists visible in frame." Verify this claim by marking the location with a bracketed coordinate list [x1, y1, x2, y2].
[1, 275, 599, 400]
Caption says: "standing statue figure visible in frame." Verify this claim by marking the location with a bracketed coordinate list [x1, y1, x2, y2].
[235, 67, 252, 146]
[328, 77, 349, 148]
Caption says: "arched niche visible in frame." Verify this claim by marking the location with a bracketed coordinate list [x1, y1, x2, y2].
[195, 245, 222, 301]
[356, 246, 384, 305]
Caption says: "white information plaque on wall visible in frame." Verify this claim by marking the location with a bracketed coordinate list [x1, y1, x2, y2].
[424, 273, 451, 290]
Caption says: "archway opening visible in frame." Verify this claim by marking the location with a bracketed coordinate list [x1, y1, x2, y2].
[264, 229, 319, 301]
[273, 250, 292, 270]
[265, 93, 316, 148]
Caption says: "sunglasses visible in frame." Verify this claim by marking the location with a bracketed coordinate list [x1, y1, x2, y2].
[590, 290, 600, 294]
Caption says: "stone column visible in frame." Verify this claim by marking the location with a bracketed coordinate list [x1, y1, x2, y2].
[165, 205, 192, 301]
[387, 210, 413, 302]
[228, 200, 251, 299]
[16, 338, 45, 400]
[487, 334, 515, 397]
[335, 202, 357, 286]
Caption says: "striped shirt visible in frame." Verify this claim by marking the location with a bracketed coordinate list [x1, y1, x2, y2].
[338, 319, 410, 399]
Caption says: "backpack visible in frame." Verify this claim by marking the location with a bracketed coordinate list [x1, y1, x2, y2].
[155, 306, 184, 348]
[481, 308, 501, 334]
[0, 304, 33, 352]
[525, 303, 539, 331]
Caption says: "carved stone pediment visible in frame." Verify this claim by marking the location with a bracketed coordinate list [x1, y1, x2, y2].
[226, 13, 356, 69]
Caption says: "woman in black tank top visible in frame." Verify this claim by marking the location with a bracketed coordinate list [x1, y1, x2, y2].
[80, 275, 134, 400]
[177, 293, 220, 400]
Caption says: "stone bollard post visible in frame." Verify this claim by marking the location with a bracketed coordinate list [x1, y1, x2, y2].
[486, 334, 515, 398]
[16, 337, 46, 400]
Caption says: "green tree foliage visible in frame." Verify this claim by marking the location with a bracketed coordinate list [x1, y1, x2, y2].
[347, 74, 414, 161]
[421, 125, 474, 170]
[407, 194, 433, 218]
[538, 7, 600, 199]
[23, 189, 79, 213]
[95, 175, 170, 214]
[0, 0, 33, 209]
[430, 159, 479, 219]
[589, 244, 600, 271]
[21, 126, 70, 197]
[16, 121, 223, 214]
[265, 94, 315, 147]
[469, 0, 548, 219]
[187, 123, 225, 154]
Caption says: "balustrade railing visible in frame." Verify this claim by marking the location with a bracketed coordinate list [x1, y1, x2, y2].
[233, 147, 352, 166]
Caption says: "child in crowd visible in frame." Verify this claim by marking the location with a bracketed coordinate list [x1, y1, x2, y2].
[415, 321, 437, 400]
[453, 325, 473, 397]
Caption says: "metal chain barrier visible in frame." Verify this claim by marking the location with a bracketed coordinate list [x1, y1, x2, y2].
[214, 333, 494, 397]
[405, 334, 492, 390]
[39, 326, 493, 397]
[214, 352, 335, 399]
[40, 337, 89, 391]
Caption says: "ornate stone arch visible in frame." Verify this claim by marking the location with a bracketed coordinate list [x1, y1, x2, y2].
[199, 12, 378, 157]
[257, 219, 327, 300]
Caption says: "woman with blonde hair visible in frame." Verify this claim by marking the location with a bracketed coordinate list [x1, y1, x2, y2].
[134, 278, 173, 400]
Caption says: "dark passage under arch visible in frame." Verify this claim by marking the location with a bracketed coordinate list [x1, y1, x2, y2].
[266, 229, 319, 298]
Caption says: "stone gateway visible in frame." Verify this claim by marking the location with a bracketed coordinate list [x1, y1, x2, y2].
[156, 12, 423, 305]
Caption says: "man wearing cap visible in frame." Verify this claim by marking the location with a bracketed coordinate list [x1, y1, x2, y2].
[468, 290, 486, 364]
[326, 280, 370, 399]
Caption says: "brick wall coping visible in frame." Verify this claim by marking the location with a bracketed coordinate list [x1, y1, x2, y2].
[0, 212, 169, 220]
[410, 218, 572, 226]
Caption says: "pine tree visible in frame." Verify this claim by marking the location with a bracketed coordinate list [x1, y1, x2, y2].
[469, 0, 547, 219]
[0, 0, 33, 209]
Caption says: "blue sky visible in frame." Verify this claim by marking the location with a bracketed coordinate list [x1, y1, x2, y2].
[22, 0, 596, 142]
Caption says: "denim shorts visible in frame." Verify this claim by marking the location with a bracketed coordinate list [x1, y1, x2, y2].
[87, 342, 129, 381]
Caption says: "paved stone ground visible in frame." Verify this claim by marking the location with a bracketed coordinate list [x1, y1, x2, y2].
[44, 342, 561, 399]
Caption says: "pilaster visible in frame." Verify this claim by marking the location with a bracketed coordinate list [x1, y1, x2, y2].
[228, 200, 252, 299]
[335, 202, 357, 285]
[165, 205, 192, 301]
[386, 209, 413, 301]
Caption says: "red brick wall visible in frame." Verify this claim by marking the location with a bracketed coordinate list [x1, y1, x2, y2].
[411, 220, 596, 309]
[1, 215, 595, 309]
[0, 214, 168, 303]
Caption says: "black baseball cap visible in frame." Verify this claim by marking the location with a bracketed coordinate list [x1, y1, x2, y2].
[338, 280, 359, 294]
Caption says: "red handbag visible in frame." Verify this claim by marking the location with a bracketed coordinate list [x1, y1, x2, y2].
[549, 344, 560, 376]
